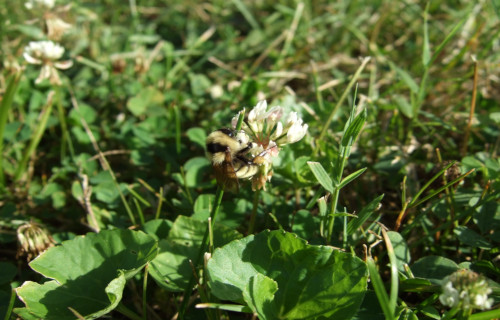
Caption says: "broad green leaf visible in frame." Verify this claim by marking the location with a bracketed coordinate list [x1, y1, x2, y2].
[387, 231, 411, 272]
[307, 161, 334, 192]
[243, 274, 278, 320]
[474, 200, 500, 239]
[294, 156, 313, 183]
[12, 24, 45, 39]
[490, 112, 500, 124]
[186, 127, 207, 150]
[188, 73, 212, 96]
[149, 215, 241, 292]
[142, 219, 173, 241]
[207, 230, 368, 319]
[69, 103, 97, 125]
[411, 256, 459, 284]
[14, 229, 158, 320]
[347, 194, 384, 235]
[291, 209, 318, 240]
[126, 86, 164, 116]
[184, 157, 211, 188]
[454, 226, 492, 250]
[192, 194, 215, 220]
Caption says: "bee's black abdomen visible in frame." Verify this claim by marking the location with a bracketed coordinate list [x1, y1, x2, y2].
[207, 142, 227, 153]
[218, 128, 235, 137]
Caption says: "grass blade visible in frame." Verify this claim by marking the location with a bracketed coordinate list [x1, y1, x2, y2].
[0, 70, 23, 187]
[14, 91, 55, 182]
[382, 229, 399, 316]
[346, 194, 384, 235]
[367, 257, 395, 320]
[422, 3, 431, 66]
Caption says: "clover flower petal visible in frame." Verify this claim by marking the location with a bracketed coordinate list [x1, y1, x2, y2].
[287, 120, 308, 144]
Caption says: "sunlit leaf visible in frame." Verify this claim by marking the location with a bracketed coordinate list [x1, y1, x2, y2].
[15, 229, 158, 320]
[207, 230, 368, 319]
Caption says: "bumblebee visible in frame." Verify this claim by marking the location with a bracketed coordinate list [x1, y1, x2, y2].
[206, 128, 265, 192]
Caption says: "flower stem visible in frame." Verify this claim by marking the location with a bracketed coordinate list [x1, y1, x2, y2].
[247, 189, 261, 234]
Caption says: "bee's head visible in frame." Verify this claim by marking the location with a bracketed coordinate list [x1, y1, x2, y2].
[206, 128, 250, 164]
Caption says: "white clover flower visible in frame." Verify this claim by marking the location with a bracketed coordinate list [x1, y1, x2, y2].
[210, 84, 224, 99]
[25, 0, 55, 10]
[24, 41, 64, 62]
[23, 41, 73, 85]
[439, 270, 494, 312]
[232, 100, 308, 190]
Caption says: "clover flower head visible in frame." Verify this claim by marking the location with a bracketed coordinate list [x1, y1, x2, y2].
[231, 100, 308, 190]
[23, 40, 73, 85]
[439, 269, 493, 311]
[25, 0, 55, 10]
[24, 41, 64, 62]
[17, 222, 55, 261]
[46, 17, 73, 41]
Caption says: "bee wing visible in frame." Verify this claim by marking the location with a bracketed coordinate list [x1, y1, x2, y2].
[212, 149, 240, 193]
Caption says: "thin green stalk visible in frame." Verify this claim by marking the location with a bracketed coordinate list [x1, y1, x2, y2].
[142, 264, 149, 320]
[178, 186, 224, 319]
[14, 91, 55, 182]
[408, 169, 474, 209]
[178, 110, 246, 319]
[3, 289, 16, 320]
[247, 189, 261, 234]
[327, 188, 340, 244]
[342, 210, 347, 249]
[133, 198, 145, 226]
[0, 70, 22, 187]
[326, 136, 349, 243]
[155, 186, 164, 220]
[174, 104, 181, 154]
[54, 86, 75, 161]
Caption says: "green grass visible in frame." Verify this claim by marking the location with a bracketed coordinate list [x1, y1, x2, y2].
[1, 1, 499, 319]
